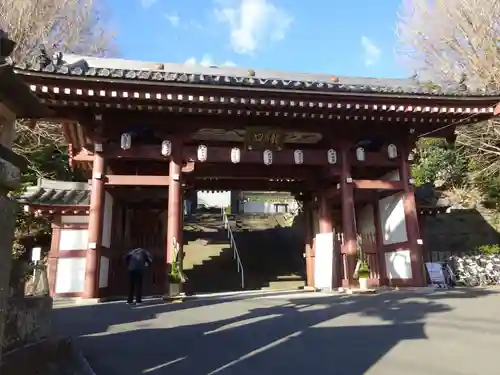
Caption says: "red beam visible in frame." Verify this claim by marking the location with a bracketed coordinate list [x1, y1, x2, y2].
[352, 180, 404, 190]
[192, 163, 328, 179]
[323, 179, 404, 199]
[73, 150, 195, 172]
[105, 175, 170, 186]
[73, 145, 399, 167]
[190, 180, 306, 191]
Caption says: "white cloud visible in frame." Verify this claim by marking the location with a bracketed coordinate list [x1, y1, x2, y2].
[141, 0, 157, 9]
[165, 13, 180, 27]
[184, 55, 237, 67]
[214, 0, 292, 55]
[361, 36, 381, 67]
[184, 57, 198, 65]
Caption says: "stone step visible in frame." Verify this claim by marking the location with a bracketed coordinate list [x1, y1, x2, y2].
[261, 279, 306, 291]
[183, 244, 229, 270]
[275, 274, 303, 281]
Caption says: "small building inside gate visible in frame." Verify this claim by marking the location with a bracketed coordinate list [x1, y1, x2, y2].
[13, 51, 500, 298]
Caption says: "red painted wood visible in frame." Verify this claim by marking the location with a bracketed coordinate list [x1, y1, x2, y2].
[83, 153, 105, 298]
[399, 146, 425, 286]
[340, 145, 358, 288]
[372, 199, 388, 286]
[165, 140, 183, 294]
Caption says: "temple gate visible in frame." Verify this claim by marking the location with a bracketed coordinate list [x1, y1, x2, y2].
[13, 50, 500, 298]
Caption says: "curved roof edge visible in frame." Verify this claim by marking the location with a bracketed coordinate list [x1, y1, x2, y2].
[16, 178, 90, 206]
[13, 52, 500, 99]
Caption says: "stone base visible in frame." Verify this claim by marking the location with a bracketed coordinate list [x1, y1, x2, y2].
[0, 195, 18, 360]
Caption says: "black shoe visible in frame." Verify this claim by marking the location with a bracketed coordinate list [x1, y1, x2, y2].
[126, 301, 135, 305]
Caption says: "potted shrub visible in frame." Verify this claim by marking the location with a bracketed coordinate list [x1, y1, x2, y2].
[167, 239, 187, 298]
[356, 261, 370, 290]
[168, 261, 183, 297]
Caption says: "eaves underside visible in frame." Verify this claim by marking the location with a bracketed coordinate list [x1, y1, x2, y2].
[15, 69, 500, 105]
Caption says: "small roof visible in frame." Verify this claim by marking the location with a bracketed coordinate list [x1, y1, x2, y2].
[414, 184, 450, 215]
[16, 178, 449, 217]
[414, 184, 450, 207]
[13, 51, 500, 98]
[17, 179, 90, 206]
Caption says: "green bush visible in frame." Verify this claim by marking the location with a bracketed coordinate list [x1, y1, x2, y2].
[412, 139, 468, 187]
[357, 261, 370, 279]
[168, 261, 183, 283]
[477, 244, 500, 255]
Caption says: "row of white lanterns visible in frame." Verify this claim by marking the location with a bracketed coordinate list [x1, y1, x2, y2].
[120, 133, 401, 165]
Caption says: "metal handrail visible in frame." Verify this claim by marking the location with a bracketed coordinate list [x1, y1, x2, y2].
[221, 207, 245, 289]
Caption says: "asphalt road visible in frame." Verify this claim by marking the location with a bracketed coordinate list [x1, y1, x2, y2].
[53, 288, 500, 375]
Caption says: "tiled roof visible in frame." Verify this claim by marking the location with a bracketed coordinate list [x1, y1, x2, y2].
[17, 179, 90, 206]
[415, 184, 450, 208]
[13, 51, 500, 98]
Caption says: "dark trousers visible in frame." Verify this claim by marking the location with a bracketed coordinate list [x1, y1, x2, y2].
[127, 269, 143, 303]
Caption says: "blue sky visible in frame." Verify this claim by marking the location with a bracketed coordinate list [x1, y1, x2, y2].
[107, 0, 407, 78]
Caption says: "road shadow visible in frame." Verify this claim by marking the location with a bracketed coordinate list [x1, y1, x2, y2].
[53, 288, 497, 375]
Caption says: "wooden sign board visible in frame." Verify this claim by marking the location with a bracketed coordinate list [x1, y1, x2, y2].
[244, 127, 285, 151]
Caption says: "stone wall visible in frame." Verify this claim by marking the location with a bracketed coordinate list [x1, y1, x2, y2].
[2, 296, 52, 352]
[423, 209, 500, 257]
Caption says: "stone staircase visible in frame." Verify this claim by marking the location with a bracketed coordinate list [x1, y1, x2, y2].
[181, 212, 305, 293]
[182, 213, 242, 294]
[232, 214, 306, 291]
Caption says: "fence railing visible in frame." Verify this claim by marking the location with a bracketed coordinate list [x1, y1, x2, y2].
[221, 207, 245, 289]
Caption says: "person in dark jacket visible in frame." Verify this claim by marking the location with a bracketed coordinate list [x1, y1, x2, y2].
[124, 247, 153, 304]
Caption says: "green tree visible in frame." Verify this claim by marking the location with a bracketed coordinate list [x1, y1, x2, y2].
[412, 138, 468, 188]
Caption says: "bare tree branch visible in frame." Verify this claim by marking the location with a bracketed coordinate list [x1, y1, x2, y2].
[0, 0, 116, 177]
[0, 0, 116, 63]
[397, 0, 500, 179]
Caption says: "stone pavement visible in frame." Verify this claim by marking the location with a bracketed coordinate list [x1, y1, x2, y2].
[52, 288, 500, 375]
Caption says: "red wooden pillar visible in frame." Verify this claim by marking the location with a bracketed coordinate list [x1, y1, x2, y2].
[340, 145, 357, 288]
[373, 196, 387, 285]
[83, 153, 106, 299]
[400, 146, 425, 286]
[304, 205, 314, 287]
[166, 141, 182, 287]
[318, 193, 332, 233]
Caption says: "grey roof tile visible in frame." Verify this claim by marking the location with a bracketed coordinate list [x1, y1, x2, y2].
[16, 179, 90, 206]
[415, 184, 449, 208]
[13, 52, 499, 98]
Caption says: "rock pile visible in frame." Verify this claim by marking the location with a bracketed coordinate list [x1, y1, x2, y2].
[450, 254, 500, 286]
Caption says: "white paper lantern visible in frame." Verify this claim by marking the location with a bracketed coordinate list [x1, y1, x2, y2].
[387, 144, 398, 159]
[230, 147, 241, 163]
[263, 149, 273, 165]
[120, 133, 132, 150]
[161, 140, 172, 157]
[327, 149, 337, 164]
[294, 149, 304, 164]
[356, 147, 365, 161]
[197, 145, 208, 162]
